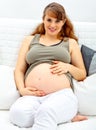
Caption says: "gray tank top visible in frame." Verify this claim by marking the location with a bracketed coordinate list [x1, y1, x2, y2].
[25, 34, 73, 87]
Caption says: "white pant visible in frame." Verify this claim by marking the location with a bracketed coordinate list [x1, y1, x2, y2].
[9, 88, 78, 130]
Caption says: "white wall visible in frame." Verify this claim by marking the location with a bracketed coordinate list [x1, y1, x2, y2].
[0, 0, 96, 22]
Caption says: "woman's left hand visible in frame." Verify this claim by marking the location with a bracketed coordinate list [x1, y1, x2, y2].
[50, 60, 69, 75]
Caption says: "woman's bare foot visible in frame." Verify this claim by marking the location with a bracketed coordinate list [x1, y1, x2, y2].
[71, 114, 88, 122]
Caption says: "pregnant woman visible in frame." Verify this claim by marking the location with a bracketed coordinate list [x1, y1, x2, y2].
[10, 2, 87, 130]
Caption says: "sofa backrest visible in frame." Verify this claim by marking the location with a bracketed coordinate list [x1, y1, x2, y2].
[73, 21, 96, 49]
[0, 18, 96, 67]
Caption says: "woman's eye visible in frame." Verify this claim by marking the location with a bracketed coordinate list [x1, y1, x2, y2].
[56, 20, 60, 23]
[47, 19, 52, 22]
[46, 18, 60, 23]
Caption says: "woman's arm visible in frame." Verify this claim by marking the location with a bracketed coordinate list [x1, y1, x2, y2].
[68, 38, 86, 81]
[14, 36, 46, 96]
[50, 39, 86, 81]
[14, 36, 32, 94]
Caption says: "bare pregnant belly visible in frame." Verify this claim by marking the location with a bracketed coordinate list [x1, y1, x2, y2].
[25, 63, 71, 94]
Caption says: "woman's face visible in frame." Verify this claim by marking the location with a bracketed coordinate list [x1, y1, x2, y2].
[43, 14, 64, 36]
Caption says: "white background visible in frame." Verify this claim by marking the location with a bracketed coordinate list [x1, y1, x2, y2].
[0, 0, 96, 22]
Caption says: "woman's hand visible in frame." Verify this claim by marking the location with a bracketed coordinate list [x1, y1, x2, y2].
[19, 87, 46, 96]
[50, 60, 69, 75]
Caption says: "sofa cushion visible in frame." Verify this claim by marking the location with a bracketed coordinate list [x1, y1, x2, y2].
[81, 45, 96, 76]
[0, 111, 96, 130]
[0, 65, 20, 110]
[73, 73, 96, 115]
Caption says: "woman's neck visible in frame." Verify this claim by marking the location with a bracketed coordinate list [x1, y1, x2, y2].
[40, 34, 61, 45]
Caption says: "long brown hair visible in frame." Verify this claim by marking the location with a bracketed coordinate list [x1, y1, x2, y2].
[32, 2, 78, 41]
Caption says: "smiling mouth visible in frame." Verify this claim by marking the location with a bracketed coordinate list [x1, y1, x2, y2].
[49, 28, 56, 32]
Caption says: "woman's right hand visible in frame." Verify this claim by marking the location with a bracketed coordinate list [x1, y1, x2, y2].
[19, 87, 46, 96]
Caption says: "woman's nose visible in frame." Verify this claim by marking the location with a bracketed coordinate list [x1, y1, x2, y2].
[50, 22, 56, 27]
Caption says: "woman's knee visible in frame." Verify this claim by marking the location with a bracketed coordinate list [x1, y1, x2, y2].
[9, 96, 40, 127]
[9, 102, 34, 128]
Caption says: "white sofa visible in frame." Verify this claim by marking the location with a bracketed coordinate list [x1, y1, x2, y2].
[0, 18, 96, 130]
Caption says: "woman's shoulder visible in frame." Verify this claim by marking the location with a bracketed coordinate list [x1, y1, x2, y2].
[69, 38, 79, 47]
[21, 35, 35, 46]
[69, 38, 78, 44]
[24, 35, 35, 42]
[69, 38, 79, 52]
